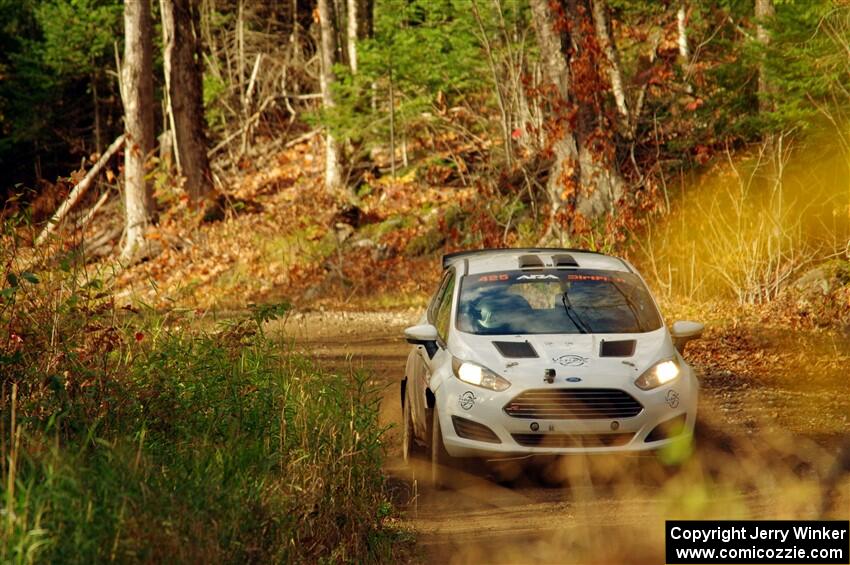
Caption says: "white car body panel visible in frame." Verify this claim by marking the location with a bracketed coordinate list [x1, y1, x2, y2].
[404, 249, 699, 459]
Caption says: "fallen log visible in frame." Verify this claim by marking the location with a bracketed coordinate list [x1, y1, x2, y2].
[81, 225, 124, 259]
[79, 189, 111, 231]
[283, 128, 320, 149]
[35, 134, 125, 246]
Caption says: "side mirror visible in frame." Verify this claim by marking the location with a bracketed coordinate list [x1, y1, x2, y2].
[670, 320, 705, 353]
[405, 324, 439, 359]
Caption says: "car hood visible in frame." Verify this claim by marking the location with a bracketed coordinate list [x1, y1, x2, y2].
[447, 328, 674, 385]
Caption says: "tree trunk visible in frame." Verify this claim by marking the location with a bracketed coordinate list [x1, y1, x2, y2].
[591, 0, 629, 123]
[530, 0, 625, 224]
[529, 0, 580, 218]
[121, 0, 155, 262]
[571, 0, 625, 219]
[346, 0, 358, 73]
[755, 0, 775, 113]
[237, 0, 245, 94]
[318, 0, 343, 192]
[359, 0, 373, 38]
[345, 0, 372, 73]
[677, 3, 693, 94]
[677, 3, 689, 61]
[389, 63, 396, 178]
[92, 75, 103, 154]
[161, 0, 213, 201]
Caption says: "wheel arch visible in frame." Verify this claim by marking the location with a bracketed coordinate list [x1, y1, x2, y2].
[425, 387, 436, 410]
[400, 377, 407, 409]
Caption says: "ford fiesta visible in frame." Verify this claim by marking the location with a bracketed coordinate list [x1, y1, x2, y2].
[401, 248, 704, 486]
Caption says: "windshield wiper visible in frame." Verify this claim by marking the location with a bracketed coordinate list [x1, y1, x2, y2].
[561, 290, 592, 334]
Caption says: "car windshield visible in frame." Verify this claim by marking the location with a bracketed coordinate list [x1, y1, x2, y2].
[456, 269, 662, 335]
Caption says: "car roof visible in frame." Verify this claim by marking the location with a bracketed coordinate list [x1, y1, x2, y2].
[442, 248, 631, 274]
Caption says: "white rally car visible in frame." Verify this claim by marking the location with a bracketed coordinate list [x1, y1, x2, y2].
[401, 248, 704, 486]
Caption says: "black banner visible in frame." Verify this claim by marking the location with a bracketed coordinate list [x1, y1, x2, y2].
[666, 520, 849, 564]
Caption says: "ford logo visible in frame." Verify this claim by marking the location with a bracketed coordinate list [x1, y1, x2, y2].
[565, 377, 582, 383]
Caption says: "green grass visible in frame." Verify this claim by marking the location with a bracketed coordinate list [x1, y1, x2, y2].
[3, 327, 399, 563]
[1, 228, 404, 563]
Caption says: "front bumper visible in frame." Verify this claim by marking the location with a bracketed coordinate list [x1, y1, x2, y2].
[436, 372, 698, 458]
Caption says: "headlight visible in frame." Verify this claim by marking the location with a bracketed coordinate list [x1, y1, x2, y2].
[451, 357, 511, 392]
[634, 358, 681, 390]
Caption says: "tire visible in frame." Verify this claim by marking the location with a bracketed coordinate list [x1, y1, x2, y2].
[401, 383, 418, 464]
[430, 405, 453, 489]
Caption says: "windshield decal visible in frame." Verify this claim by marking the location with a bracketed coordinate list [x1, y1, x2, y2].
[566, 273, 626, 283]
[517, 274, 559, 280]
[478, 273, 510, 282]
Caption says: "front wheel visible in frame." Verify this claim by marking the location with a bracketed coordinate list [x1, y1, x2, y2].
[430, 405, 454, 489]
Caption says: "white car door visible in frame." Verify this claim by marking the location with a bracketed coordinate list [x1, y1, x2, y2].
[409, 268, 455, 439]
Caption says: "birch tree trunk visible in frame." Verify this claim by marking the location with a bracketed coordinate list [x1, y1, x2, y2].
[345, 0, 372, 74]
[591, 0, 629, 122]
[161, 0, 213, 201]
[346, 0, 358, 73]
[677, 3, 690, 61]
[121, 0, 155, 262]
[318, 0, 343, 192]
[677, 3, 693, 93]
[755, 0, 775, 113]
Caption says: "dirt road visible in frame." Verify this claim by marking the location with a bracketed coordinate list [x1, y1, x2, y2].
[282, 311, 850, 564]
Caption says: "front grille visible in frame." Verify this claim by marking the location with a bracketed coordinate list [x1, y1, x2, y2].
[512, 432, 634, 448]
[452, 416, 501, 444]
[503, 388, 643, 420]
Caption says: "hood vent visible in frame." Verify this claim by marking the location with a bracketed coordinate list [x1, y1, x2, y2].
[599, 339, 636, 357]
[552, 254, 579, 268]
[493, 341, 539, 358]
[518, 254, 545, 270]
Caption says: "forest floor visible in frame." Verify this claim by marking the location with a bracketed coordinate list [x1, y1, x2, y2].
[280, 310, 850, 564]
[108, 134, 456, 312]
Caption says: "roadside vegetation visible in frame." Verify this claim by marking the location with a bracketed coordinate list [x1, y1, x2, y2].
[1, 223, 404, 563]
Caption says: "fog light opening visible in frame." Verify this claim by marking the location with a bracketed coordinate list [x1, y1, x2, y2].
[645, 413, 688, 443]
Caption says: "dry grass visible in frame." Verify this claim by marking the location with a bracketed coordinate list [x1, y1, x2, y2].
[633, 132, 850, 306]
